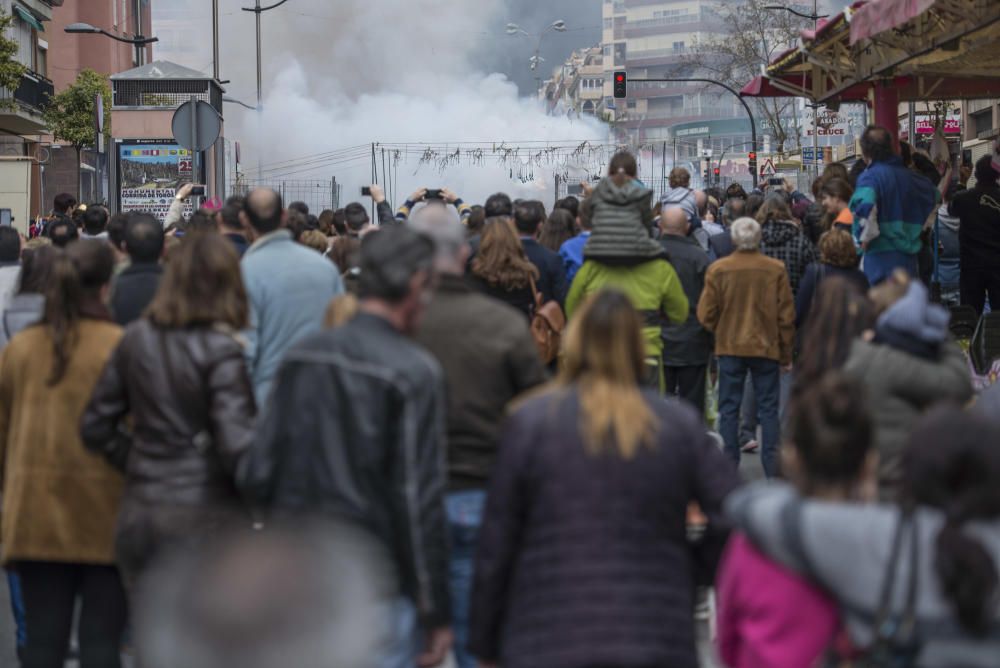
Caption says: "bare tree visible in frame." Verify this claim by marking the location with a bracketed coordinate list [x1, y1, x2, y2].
[687, 0, 810, 156]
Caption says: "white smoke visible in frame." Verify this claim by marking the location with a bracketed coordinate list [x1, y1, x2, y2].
[210, 0, 607, 208]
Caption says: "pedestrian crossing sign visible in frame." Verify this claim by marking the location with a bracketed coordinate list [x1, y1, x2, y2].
[759, 158, 777, 177]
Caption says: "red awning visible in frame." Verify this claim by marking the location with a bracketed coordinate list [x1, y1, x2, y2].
[850, 0, 936, 44]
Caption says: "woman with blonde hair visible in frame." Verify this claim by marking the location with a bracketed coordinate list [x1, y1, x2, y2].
[468, 290, 738, 668]
[469, 218, 539, 320]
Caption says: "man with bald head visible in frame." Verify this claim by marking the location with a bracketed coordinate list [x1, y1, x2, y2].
[660, 207, 712, 414]
[241, 188, 344, 406]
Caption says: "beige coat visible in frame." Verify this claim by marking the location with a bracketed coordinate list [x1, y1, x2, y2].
[0, 320, 124, 565]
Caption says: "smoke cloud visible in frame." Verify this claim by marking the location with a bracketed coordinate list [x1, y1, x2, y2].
[211, 0, 606, 208]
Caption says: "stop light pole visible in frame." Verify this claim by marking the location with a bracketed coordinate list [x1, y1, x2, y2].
[612, 72, 759, 189]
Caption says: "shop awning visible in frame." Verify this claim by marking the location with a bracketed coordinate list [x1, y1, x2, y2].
[850, 0, 935, 44]
[13, 4, 44, 33]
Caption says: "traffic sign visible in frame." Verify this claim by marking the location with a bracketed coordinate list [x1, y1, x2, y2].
[171, 99, 222, 153]
[759, 158, 777, 176]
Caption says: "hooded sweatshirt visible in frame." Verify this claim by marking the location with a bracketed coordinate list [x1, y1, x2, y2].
[875, 280, 950, 360]
[760, 220, 818, 296]
[583, 177, 663, 264]
[661, 186, 700, 227]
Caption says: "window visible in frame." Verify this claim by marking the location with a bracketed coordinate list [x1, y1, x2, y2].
[35, 41, 47, 78]
[973, 109, 994, 137]
[627, 100, 636, 109]
[11, 13, 33, 68]
[603, 18, 612, 29]
[673, 41, 685, 52]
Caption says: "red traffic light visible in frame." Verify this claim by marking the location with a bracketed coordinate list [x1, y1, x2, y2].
[748, 151, 757, 161]
[713, 168, 720, 176]
[613, 71, 627, 99]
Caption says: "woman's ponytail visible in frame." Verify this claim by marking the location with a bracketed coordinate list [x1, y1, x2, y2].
[41, 240, 115, 386]
[42, 250, 82, 385]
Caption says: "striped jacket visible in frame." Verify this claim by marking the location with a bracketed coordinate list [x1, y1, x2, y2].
[850, 156, 938, 256]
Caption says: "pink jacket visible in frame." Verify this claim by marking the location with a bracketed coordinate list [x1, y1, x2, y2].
[717, 533, 840, 668]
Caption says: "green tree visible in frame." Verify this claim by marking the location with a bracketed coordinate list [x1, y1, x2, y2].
[42, 69, 112, 198]
[0, 9, 28, 111]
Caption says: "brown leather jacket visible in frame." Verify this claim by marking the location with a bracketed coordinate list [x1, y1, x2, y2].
[80, 318, 256, 579]
[697, 250, 795, 365]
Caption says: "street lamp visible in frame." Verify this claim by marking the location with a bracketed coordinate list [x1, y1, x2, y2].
[241, 0, 293, 177]
[762, 2, 827, 179]
[506, 20, 568, 89]
[64, 23, 158, 67]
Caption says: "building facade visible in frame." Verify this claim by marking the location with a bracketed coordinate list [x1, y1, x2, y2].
[600, 0, 747, 152]
[0, 0, 55, 226]
[541, 46, 604, 118]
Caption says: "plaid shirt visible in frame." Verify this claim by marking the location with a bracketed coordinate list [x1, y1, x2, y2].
[760, 220, 818, 297]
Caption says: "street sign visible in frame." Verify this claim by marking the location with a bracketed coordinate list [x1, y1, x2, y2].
[171, 99, 222, 153]
[760, 158, 777, 176]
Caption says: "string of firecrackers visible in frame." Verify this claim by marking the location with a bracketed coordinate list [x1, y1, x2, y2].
[378, 139, 705, 177]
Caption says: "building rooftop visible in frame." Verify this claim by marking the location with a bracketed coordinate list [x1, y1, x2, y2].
[110, 61, 211, 81]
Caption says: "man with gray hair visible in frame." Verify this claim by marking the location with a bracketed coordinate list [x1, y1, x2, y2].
[697, 217, 794, 477]
[411, 207, 546, 668]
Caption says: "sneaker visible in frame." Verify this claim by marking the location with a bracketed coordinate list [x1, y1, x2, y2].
[741, 440, 759, 453]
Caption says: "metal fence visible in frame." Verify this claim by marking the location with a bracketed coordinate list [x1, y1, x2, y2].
[227, 178, 342, 213]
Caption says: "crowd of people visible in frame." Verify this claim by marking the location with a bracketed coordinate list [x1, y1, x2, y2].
[0, 123, 999, 668]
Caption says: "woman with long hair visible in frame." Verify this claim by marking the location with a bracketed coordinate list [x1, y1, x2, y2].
[0, 240, 128, 667]
[81, 233, 256, 590]
[793, 276, 874, 397]
[468, 290, 738, 668]
[537, 208, 577, 253]
[469, 219, 539, 320]
[727, 406, 1000, 665]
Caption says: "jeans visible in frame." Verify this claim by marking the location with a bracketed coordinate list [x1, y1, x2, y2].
[17, 561, 127, 668]
[374, 597, 419, 668]
[6, 570, 25, 650]
[718, 356, 781, 478]
[446, 490, 487, 668]
[739, 375, 757, 446]
[863, 250, 918, 285]
[663, 364, 707, 415]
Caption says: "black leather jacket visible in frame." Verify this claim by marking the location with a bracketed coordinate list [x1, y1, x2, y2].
[81, 319, 256, 508]
[238, 312, 451, 626]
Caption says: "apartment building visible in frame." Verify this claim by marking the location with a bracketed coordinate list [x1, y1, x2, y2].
[600, 0, 750, 156]
[0, 0, 55, 226]
[541, 46, 605, 117]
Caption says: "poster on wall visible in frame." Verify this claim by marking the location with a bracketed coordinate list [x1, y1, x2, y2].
[116, 139, 199, 224]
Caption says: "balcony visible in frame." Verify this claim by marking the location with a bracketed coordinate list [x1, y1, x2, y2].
[0, 71, 53, 135]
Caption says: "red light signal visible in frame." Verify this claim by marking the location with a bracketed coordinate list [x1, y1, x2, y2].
[748, 151, 757, 161]
[713, 167, 721, 176]
[613, 71, 627, 99]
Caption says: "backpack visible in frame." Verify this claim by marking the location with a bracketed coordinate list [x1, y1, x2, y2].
[528, 275, 565, 364]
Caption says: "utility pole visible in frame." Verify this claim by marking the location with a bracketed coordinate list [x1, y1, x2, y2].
[242, 0, 293, 179]
[212, 0, 220, 82]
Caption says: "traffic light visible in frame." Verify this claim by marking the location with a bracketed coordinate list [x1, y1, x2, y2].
[613, 71, 627, 99]
[748, 151, 758, 173]
[713, 167, 721, 177]
[703, 168, 710, 182]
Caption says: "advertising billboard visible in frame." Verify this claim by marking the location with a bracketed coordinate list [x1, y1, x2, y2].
[116, 139, 199, 224]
